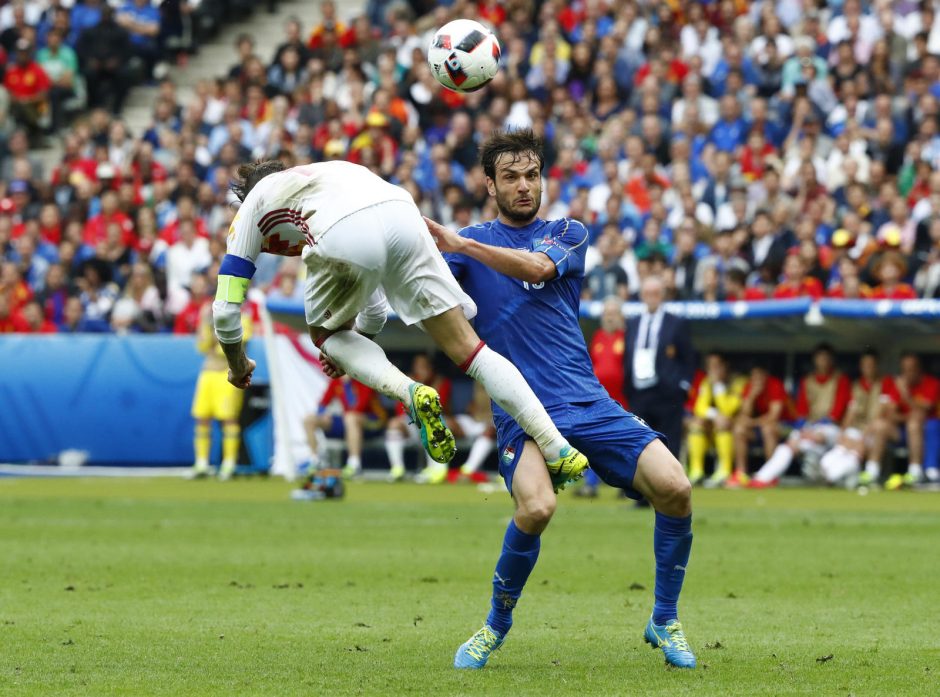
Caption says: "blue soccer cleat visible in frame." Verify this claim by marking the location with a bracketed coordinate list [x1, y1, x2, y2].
[454, 625, 504, 669]
[644, 618, 697, 669]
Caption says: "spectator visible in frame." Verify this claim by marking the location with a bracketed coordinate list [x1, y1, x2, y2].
[165, 220, 211, 315]
[76, 5, 133, 114]
[17, 298, 56, 332]
[116, 0, 161, 82]
[36, 29, 78, 133]
[870, 251, 918, 299]
[584, 226, 628, 300]
[773, 253, 825, 300]
[173, 271, 211, 334]
[4, 39, 51, 142]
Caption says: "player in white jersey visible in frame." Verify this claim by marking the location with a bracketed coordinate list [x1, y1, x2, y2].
[213, 159, 587, 485]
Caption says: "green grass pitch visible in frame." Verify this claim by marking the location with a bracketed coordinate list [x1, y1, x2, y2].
[1, 478, 938, 696]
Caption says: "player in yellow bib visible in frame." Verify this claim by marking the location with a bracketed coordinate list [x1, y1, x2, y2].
[190, 302, 253, 480]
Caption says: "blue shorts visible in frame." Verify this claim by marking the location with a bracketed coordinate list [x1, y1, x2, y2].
[495, 398, 664, 500]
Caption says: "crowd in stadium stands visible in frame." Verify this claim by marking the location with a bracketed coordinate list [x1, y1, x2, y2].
[1, 0, 939, 484]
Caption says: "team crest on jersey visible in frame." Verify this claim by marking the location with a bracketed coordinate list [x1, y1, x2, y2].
[501, 445, 516, 464]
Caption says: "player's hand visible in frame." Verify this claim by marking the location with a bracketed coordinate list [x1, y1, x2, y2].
[228, 358, 256, 389]
[424, 216, 466, 254]
[320, 353, 346, 378]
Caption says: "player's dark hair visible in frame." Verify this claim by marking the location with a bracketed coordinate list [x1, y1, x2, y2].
[230, 160, 286, 202]
[479, 129, 545, 181]
[813, 342, 836, 356]
[861, 347, 879, 360]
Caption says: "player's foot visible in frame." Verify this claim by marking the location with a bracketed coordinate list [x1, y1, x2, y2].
[926, 468, 940, 483]
[546, 446, 589, 492]
[469, 470, 489, 483]
[185, 464, 210, 480]
[218, 460, 236, 481]
[746, 478, 778, 489]
[387, 464, 406, 483]
[885, 473, 917, 491]
[644, 618, 697, 669]
[703, 472, 728, 489]
[857, 470, 876, 487]
[454, 625, 504, 669]
[342, 463, 361, 479]
[415, 463, 447, 484]
[687, 471, 704, 486]
[408, 383, 456, 464]
[724, 470, 750, 489]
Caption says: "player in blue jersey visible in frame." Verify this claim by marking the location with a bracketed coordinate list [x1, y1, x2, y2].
[425, 130, 696, 670]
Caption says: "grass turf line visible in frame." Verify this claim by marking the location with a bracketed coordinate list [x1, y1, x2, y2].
[0, 478, 938, 696]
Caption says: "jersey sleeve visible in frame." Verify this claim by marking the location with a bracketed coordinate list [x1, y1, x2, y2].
[532, 218, 590, 279]
[216, 205, 262, 304]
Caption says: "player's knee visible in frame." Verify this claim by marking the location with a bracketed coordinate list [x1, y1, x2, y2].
[517, 493, 556, 529]
[653, 469, 692, 516]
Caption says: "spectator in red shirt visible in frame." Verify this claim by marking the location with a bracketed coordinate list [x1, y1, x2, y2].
[3, 39, 51, 142]
[733, 365, 790, 484]
[870, 251, 918, 300]
[17, 299, 57, 333]
[0, 291, 26, 333]
[83, 190, 135, 248]
[173, 272, 212, 334]
[589, 297, 628, 409]
[871, 353, 940, 488]
[723, 267, 769, 301]
[159, 195, 209, 244]
[750, 343, 851, 487]
[739, 129, 777, 182]
[773, 253, 824, 300]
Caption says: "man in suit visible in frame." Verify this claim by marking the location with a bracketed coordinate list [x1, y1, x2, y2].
[625, 275, 697, 459]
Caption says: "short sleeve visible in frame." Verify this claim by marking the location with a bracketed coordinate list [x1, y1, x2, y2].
[225, 203, 263, 265]
[532, 218, 590, 279]
[444, 226, 477, 281]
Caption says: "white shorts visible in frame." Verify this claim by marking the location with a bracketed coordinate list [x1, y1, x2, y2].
[302, 199, 477, 331]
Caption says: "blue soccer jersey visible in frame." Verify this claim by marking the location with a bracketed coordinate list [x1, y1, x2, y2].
[444, 217, 609, 421]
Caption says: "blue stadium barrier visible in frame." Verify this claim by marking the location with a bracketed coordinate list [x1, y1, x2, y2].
[0, 335, 268, 466]
[817, 298, 940, 318]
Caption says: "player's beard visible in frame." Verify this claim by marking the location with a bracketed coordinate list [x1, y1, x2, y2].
[495, 188, 541, 224]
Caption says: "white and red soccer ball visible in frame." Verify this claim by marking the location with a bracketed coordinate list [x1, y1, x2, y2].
[428, 19, 501, 93]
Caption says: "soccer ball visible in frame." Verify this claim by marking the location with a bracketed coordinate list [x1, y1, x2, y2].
[427, 19, 501, 93]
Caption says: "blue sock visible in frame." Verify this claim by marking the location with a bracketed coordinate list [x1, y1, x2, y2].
[652, 511, 692, 625]
[486, 520, 540, 636]
[583, 468, 600, 488]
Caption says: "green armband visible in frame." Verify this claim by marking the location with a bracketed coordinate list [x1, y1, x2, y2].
[216, 275, 250, 303]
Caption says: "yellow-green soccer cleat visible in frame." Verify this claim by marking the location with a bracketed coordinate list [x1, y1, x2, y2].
[644, 618, 697, 668]
[546, 445, 589, 491]
[408, 383, 456, 464]
[454, 625, 504, 669]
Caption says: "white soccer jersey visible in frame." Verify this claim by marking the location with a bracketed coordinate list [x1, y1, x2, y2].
[226, 161, 414, 264]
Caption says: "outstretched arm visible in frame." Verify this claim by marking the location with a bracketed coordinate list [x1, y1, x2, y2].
[424, 216, 556, 284]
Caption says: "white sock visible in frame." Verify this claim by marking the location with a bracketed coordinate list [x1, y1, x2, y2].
[754, 443, 794, 482]
[346, 455, 361, 471]
[926, 468, 940, 482]
[465, 345, 567, 461]
[194, 458, 209, 471]
[461, 435, 495, 474]
[385, 430, 406, 470]
[320, 331, 413, 406]
[908, 463, 923, 481]
[864, 460, 881, 479]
